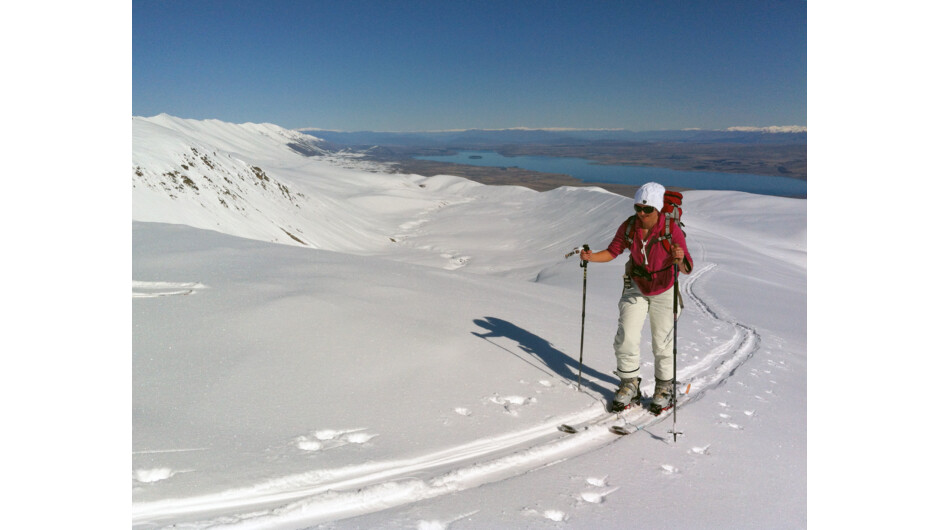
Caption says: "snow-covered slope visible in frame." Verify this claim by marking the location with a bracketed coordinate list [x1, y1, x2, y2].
[133, 114, 405, 252]
[133, 114, 629, 278]
[132, 115, 807, 528]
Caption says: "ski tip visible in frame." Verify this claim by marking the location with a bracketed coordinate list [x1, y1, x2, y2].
[558, 424, 578, 434]
[609, 425, 630, 436]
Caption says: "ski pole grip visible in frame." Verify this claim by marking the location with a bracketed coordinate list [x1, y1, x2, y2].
[580, 244, 590, 268]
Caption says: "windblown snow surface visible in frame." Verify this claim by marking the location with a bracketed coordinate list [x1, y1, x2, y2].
[132, 115, 806, 528]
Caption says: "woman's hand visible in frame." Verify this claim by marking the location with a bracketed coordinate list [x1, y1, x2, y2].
[671, 245, 685, 263]
[671, 245, 691, 273]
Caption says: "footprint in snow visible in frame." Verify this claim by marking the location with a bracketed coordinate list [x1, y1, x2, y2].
[133, 467, 176, 483]
[661, 464, 680, 474]
[542, 510, 568, 522]
[345, 432, 379, 444]
[440, 253, 470, 270]
[454, 407, 472, 416]
[690, 445, 711, 455]
[580, 486, 620, 504]
[521, 508, 568, 522]
[585, 476, 608, 487]
[295, 428, 378, 451]
[488, 394, 535, 416]
[295, 437, 324, 451]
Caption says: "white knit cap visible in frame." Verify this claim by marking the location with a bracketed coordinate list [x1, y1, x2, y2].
[634, 182, 666, 211]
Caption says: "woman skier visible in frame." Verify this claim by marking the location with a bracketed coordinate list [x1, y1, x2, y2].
[579, 182, 693, 414]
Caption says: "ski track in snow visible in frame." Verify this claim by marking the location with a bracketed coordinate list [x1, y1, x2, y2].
[391, 197, 477, 270]
[132, 249, 764, 529]
[133, 280, 208, 298]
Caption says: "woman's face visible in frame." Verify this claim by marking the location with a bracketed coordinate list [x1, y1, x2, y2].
[634, 204, 659, 226]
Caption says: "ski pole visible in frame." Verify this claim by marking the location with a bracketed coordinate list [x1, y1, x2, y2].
[577, 244, 590, 391]
[669, 262, 682, 442]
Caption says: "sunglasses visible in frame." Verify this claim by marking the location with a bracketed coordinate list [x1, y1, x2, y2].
[634, 204, 656, 214]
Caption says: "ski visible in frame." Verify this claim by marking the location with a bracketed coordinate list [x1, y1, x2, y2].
[557, 405, 636, 436]
[558, 419, 632, 436]
[558, 382, 690, 435]
[608, 425, 631, 435]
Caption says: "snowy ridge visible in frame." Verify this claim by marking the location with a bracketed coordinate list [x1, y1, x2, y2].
[726, 125, 806, 133]
[133, 115, 406, 252]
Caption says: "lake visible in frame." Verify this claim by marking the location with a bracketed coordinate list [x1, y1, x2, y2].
[416, 150, 807, 198]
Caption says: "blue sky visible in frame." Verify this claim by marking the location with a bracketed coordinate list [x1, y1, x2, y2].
[132, 0, 806, 131]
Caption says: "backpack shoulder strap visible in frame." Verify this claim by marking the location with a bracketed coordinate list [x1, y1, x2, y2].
[623, 215, 637, 246]
[653, 217, 677, 253]
[661, 218, 675, 253]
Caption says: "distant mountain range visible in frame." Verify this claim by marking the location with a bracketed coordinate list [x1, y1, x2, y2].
[298, 127, 807, 147]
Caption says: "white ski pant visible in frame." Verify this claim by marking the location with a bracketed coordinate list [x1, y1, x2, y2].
[613, 284, 681, 382]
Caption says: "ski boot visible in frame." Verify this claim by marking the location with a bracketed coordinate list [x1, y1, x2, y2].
[649, 378, 674, 416]
[611, 377, 642, 412]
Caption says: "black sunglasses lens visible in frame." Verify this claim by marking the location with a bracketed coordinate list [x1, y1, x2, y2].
[634, 205, 654, 214]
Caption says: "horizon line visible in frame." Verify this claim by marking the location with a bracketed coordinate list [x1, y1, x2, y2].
[295, 125, 808, 134]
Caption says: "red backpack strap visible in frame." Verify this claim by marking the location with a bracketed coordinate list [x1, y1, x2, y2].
[659, 219, 675, 254]
[658, 190, 683, 253]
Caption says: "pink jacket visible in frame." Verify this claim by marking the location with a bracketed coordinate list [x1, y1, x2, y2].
[606, 214, 693, 296]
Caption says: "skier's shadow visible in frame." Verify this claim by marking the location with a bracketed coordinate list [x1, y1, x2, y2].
[471, 316, 618, 397]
